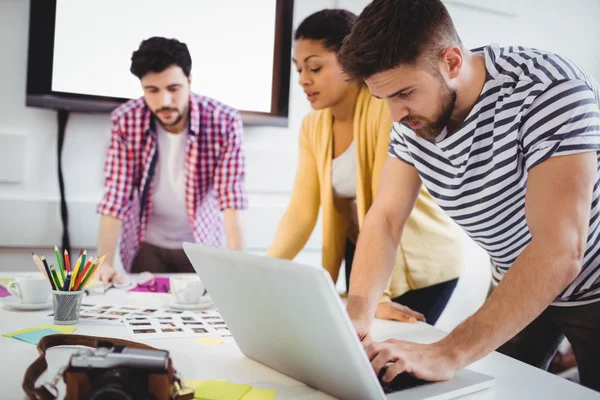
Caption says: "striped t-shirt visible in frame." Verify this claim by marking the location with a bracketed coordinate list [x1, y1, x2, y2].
[389, 44, 600, 306]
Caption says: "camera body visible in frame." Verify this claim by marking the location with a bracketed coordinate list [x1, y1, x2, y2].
[64, 342, 171, 400]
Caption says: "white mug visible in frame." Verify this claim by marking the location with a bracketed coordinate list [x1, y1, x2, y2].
[7, 273, 51, 304]
[170, 275, 206, 305]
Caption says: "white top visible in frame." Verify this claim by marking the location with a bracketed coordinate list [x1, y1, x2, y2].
[144, 123, 196, 249]
[0, 272, 596, 400]
[332, 142, 359, 238]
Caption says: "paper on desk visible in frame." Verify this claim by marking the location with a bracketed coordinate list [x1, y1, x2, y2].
[0, 278, 14, 286]
[194, 381, 252, 400]
[3, 325, 76, 338]
[183, 379, 227, 390]
[129, 277, 171, 293]
[195, 337, 224, 346]
[12, 328, 61, 345]
[0, 286, 10, 298]
[241, 388, 277, 400]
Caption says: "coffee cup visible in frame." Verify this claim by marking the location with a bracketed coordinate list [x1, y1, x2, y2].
[170, 275, 206, 305]
[7, 273, 51, 304]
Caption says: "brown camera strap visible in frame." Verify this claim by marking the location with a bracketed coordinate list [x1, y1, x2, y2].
[23, 334, 172, 400]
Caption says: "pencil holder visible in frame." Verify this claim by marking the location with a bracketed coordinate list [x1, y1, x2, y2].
[52, 290, 84, 325]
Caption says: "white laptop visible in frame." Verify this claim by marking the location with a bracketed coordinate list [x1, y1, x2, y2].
[183, 243, 495, 400]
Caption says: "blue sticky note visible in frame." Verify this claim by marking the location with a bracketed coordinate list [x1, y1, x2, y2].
[12, 328, 61, 345]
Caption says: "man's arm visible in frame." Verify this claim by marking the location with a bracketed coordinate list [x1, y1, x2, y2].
[214, 112, 248, 247]
[368, 152, 596, 382]
[224, 209, 243, 251]
[346, 157, 424, 337]
[96, 116, 133, 285]
[441, 152, 595, 368]
[97, 215, 124, 284]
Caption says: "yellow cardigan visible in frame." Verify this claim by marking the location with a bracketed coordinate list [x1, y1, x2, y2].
[268, 87, 463, 300]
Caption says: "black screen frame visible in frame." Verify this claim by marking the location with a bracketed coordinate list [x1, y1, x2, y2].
[25, 0, 294, 127]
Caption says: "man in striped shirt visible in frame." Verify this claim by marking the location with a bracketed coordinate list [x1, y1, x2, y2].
[338, 0, 600, 391]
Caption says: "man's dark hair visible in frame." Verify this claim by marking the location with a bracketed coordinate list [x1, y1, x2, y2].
[294, 9, 358, 53]
[338, 0, 462, 80]
[130, 37, 192, 79]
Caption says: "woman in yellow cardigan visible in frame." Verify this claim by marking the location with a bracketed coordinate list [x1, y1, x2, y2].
[268, 9, 463, 325]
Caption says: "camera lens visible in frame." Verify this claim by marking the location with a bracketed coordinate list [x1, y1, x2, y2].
[89, 384, 135, 400]
[88, 368, 156, 400]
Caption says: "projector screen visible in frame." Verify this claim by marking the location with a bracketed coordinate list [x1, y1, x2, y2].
[26, 0, 294, 125]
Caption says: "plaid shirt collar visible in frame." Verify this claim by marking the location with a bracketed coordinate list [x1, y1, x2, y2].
[141, 94, 203, 136]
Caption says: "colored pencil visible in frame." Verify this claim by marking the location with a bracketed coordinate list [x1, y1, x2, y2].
[78, 255, 105, 290]
[62, 272, 72, 291]
[73, 256, 94, 291]
[49, 265, 61, 291]
[42, 255, 62, 288]
[70, 253, 83, 290]
[31, 252, 47, 277]
[39, 256, 56, 290]
[64, 249, 71, 273]
[80, 250, 87, 277]
[54, 246, 65, 281]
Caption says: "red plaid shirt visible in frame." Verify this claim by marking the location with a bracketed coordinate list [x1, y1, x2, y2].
[97, 93, 248, 271]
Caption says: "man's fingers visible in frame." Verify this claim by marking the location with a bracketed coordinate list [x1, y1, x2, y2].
[100, 271, 111, 285]
[371, 347, 398, 377]
[113, 272, 125, 285]
[383, 359, 408, 383]
[365, 342, 384, 361]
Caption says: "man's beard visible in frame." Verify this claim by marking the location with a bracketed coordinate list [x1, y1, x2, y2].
[154, 107, 185, 128]
[403, 81, 457, 142]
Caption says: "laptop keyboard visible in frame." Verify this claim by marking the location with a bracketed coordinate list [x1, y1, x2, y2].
[379, 368, 431, 394]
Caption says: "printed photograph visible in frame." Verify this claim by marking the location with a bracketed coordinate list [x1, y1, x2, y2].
[133, 328, 156, 334]
[161, 328, 184, 333]
[108, 311, 128, 316]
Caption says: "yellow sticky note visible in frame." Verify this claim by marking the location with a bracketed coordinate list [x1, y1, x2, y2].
[241, 388, 277, 400]
[38, 325, 77, 334]
[183, 379, 227, 390]
[0, 278, 14, 286]
[195, 337, 224, 346]
[3, 325, 76, 338]
[194, 381, 252, 400]
[3, 327, 39, 338]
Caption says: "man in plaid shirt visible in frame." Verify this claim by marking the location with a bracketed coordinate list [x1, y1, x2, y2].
[96, 37, 248, 284]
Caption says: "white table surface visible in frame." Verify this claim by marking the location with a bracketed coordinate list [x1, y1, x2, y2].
[0, 273, 598, 400]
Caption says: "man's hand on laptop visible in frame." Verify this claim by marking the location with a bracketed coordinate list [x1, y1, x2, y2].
[98, 263, 125, 286]
[376, 301, 425, 323]
[367, 339, 458, 382]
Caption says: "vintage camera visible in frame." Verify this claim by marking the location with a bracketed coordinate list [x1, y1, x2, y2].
[64, 341, 171, 400]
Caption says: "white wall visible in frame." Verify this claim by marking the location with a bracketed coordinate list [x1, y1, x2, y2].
[2, 0, 600, 331]
[339, 0, 600, 331]
[0, 0, 331, 269]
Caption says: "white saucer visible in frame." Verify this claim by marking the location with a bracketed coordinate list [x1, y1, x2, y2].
[168, 297, 213, 310]
[2, 296, 53, 311]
